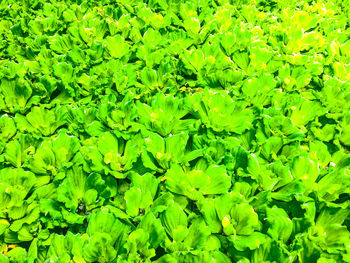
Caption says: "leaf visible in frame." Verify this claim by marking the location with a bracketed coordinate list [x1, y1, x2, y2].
[139, 212, 166, 248]
[0, 79, 32, 111]
[230, 232, 268, 251]
[53, 62, 74, 83]
[165, 132, 188, 162]
[83, 233, 117, 262]
[160, 203, 188, 242]
[227, 203, 260, 236]
[106, 35, 129, 59]
[0, 115, 16, 142]
[26, 140, 56, 175]
[145, 132, 165, 158]
[46, 232, 86, 262]
[23, 106, 66, 136]
[143, 28, 162, 47]
[291, 156, 320, 190]
[4, 140, 22, 168]
[125, 173, 158, 216]
[140, 67, 158, 88]
[313, 208, 350, 248]
[87, 211, 129, 247]
[165, 164, 231, 200]
[290, 100, 323, 126]
[183, 17, 200, 35]
[340, 112, 350, 146]
[52, 131, 80, 168]
[182, 49, 206, 73]
[266, 206, 293, 243]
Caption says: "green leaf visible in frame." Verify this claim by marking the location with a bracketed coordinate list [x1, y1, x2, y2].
[198, 198, 221, 233]
[230, 232, 268, 251]
[83, 233, 117, 262]
[143, 28, 162, 47]
[226, 203, 260, 236]
[53, 62, 74, 83]
[47, 232, 87, 262]
[26, 140, 56, 175]
[290, 100, 322, 126]
[183, 17, 201, 35]
[86, 211, 129, 254]
[145, 132, 165, 158]
[106, 35, 129, 59]
[52, 130, 80, 168]
[125, 173, 158, 216]
[4, 140, 22, 168]
[19, 106, 66, 136]
[139, 212, 166, 248]
[0, 79, 32, 111]
[140, 67, 158, 88]
[340, 112, 350, 146]
[266, 206, 293, 243]
[4, 247, 27, 263]
[165, 133, 188, 162]
[165, 164, 231, 200]
[160, 203, 188, 242]
[0, 115, 16, 142]
[291, 156, 320, 190]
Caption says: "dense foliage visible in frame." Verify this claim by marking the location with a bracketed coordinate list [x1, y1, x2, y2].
[0, 0, 349, 262]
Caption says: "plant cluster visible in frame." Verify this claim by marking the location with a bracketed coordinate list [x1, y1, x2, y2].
[0, 0, 349, 262]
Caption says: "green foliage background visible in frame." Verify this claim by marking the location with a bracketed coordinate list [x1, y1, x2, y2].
[0, 0, 349, 262]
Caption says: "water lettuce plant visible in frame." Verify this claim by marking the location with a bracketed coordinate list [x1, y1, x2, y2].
[0, 0, 349, 262]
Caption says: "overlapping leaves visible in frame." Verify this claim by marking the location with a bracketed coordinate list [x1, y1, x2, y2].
[0, 0, 349, 262]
